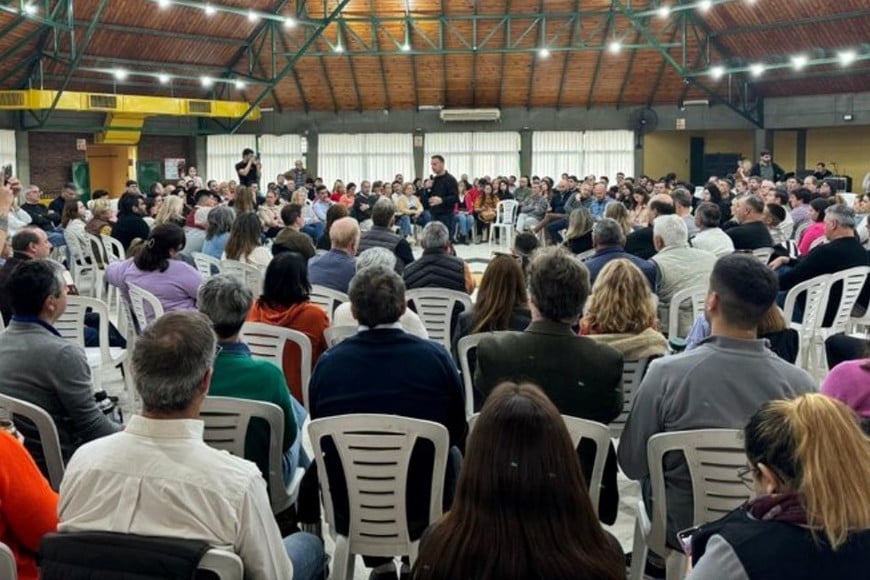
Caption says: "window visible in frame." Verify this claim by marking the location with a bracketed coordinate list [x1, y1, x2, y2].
[532, 130, 634, 180]
[319, 133, 414, 186]
[425, 132, 520, 179]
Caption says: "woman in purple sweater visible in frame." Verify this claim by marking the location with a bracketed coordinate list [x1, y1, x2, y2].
[106, 223, 202, 313]
[821, 357, 870, 434]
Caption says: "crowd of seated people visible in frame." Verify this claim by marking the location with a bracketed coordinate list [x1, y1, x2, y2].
[1, 154, 870, 580]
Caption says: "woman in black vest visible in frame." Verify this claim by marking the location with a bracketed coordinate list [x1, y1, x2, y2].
[687, 394, 870, 579]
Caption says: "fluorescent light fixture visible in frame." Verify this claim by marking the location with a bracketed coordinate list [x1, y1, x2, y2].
[201, 76, 213, 88]
[538, 47, 551, 59]
[749, 63, 765, 77]
[334, 43, 344, 53]
[204, 3, 216, 16]
[791, 54, 808, 70]
[710, 65, 725, 79]
[247, 10, 259, 22]
[157, 73, 171, 84]
[283, 17, 296, 28]
[234, 79, 246, 90]
[22, 3, 38, 15]
[698, 0, 712, 12]
[401, 43, 411, 52]
[608, 40, 622, 54]
[839, 50, 857, 66]
[157, 0, 171, 8]
[658, 5, 671, 18]
[113, 68, 128, 81]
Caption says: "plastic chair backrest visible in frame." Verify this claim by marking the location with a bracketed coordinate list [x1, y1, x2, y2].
[198, 549, 245, 579]
[55, 295, 116, 366]
[199, 396, 297, 514]
[309, 285, 350, 322]
[494, 200, 518, 225]
[576, 248, 596, 261]
[240, 322, 312, 409]
[667, 284, 707, 341]
[466, 412, 610, 516]
[0, 393, 65, 491]
[457, 333, 487, 418]
[751, 247, 774, 263]
[0, 541, 15, 580]
[645, 429, 750, 557]
[193, 252, 222, 279]
[85, 233, 109, 266]
[220, 260, 263, 297]
[100, 234, 125, 262]
[127, 282, 165, 331]
[307, 414, 449, 565]
[406, 288, 472, 351]
[822, 266, 869, 334]
[324, 325, 358, 347]
[610, 358, 651, 439]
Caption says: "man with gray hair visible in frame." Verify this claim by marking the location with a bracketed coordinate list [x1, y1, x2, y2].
[584, 217, 657, 289]
[690, 201, 734, 257]
[357, 197, 415, 274]
[307, 216, 359, 292]
[57, 311, 327, 580]
[670, 187, 698, 237]
[332, 247, 428, 338]
[725, 194, 774, 250]
[651, 214, 717, 337]
[474, 246, 624, 523]
[771, 204, 870, 324]
[198, 275, 304, 483]
[403, 221, 474, 293]
[307, 265, 465, 578]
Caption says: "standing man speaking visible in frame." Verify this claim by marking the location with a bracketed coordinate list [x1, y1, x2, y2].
[423, 155, 459, 242]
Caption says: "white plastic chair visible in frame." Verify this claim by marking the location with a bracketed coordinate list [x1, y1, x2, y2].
[240, 322, 312, 409]
[85, 233, 112, 303]
[489, 200, 518, 249]
[53, 295, 131, 395]
[466, 412, 611, 516]
[666, 284, 708, 343]
[406, 288, 473, 351]
[100, 234, 125, 263]
[576, 248, 596, 261]
[0, 541, 15, 580]
[457, 333, 488, 418]
[64, 230, 97, 297]
[126, 282, 165, 333]
[193, 251, 222, 279]
[782, 274, 831, 372]
[200, 396, 304, 514]
[323, 325, 358, 347]
[309, 285, 350, 322]
[308, 414, 449, 580]
[0, 393, 65, 491]
[628, 429, 750, 580]
[221, 260, 264, 297]
[198, 549, 244, 579]
[751, 247, 774, 263]
[610, 358, 651, 440]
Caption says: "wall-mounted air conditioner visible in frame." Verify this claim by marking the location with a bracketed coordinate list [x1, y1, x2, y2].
[439, 108, 501, 122]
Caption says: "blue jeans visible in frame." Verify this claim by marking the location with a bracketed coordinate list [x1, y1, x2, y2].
[397, 215, 413, 237]
[282, 398, 311, 484]
[456, 212, 475, 237]
[283, 532, 328, 580]
[302, 223, 324, 244]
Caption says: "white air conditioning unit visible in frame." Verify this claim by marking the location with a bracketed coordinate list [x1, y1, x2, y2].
[439, 108, 501, 122]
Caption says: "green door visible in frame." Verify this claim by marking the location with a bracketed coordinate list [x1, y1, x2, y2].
[136, 161, 162, 195]
[72, 162, 91, 203]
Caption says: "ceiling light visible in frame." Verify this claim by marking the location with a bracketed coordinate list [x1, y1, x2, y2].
[658, 5, 671, 18]
[749, 63, 765, 77]
[790, 54, 808, 70]
[608, 40, 622, 54]
[538, 47, 550, 59]
[113, 68, 128, 81]
[710, 65, 725, 79]
[283, 17, 296, 28]
[157, 0, 171, 8]
[201, 76, 213, 88]
[22, 3, 38, 15]
[401, 43, 411, 52]
[247, 10, 259, 22]
[334, 43, 344, 53]
[204, 3, 216, 16]
[234, 79, 246, 90]
[157, 73, 171, 84]
[697, 0, 712, 12]
[838, 50, 857, 66]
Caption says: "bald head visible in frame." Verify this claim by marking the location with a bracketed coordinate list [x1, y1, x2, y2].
[330, 217, 361, 253]
[647, 193, 676, 224]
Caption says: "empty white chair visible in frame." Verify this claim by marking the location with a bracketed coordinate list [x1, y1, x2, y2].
[610, 358, 651, 440]
[0, 541, 16, 580]
[406, 288, 473, 351]
[0, 393, 65, 491]
[200, 396, 305, 513]
[309, 285, 350, 322]
[100, 234, 125, 264]
[489, 199, 518, 249]
[240, 322, 312, 409]
[64, 229, 97, 296]
[782, 274, 831, 372]
[308, 414, 449, 580]
[666, 284, 708, 344]
[127, 282, 165, 333]
[628, 429, 750, 580]
[457, 333, 488, 418]
[323, 325, 357, 348]
[85, 232, 112, 303]
[193, 251, 222, 279]
[221, 260, 264, 297]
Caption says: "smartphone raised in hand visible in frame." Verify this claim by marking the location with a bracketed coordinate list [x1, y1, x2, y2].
[1, 164, 11, 186]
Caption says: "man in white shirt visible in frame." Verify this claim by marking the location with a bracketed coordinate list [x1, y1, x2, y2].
[690, 201, 735, 257]
[58, 311, 326, 580]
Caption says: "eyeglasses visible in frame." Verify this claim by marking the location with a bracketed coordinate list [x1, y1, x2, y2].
[737, 465, 755, 489]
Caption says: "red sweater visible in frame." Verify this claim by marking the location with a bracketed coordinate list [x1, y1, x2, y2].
[0, 430, 58, 580]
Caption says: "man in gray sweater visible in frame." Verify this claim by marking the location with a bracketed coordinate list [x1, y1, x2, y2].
[0, 260, 119, 463]
[618, 253, 816, 551]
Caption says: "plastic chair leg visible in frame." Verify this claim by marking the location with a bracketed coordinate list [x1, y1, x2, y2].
[628, 511, 648, 580]
[331, 536, 353, 580]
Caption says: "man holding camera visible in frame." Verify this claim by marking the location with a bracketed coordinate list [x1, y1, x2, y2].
[235, 148, 261, 188]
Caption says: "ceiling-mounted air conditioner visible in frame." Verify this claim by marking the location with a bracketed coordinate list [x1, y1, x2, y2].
[439, 108, 501, 122]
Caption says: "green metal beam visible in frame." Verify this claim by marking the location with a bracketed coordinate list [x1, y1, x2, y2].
[440, 0, 447, 106]
[275, 25, 310, 113]
[404, 1, 419, 110]
[645, 20, 680, 107]
[338, 21, 364, 112]
[524, 2, 544, 111]
[615, 27, 644, 109]
[369, 0, 390, 110]
[277, 43, 680, 57]
[555, 0, 580, 110]
[38, 0, 108, 127]
[41, 52, 272, 82]
[68, 19, 248, 46]
[586, 6, 616, 109]
[709, 9, 870, 38]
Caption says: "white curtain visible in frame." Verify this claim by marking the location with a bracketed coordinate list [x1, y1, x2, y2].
[0, 129, 15, 175]
[205, 134, 255, 184]
[532, 132, 583, 181]
[425, 132, 520, 179]
[582, 130, 635, 179]
[319, 133, 414, 186]
[258, 134, 305, 188]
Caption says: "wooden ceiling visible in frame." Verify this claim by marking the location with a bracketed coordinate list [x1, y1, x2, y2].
[0, 0, 868, 113]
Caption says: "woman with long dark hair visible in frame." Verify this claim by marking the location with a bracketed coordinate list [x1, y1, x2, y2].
[106, 223, 201, 312]
[223, 211, 272, 267]
[413, 382, 625, 580]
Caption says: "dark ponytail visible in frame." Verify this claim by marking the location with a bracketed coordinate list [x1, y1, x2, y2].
[134, 223, 186, 272]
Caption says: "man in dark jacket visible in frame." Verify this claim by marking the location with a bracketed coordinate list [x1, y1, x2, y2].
[403, 221, 468, 293]
[625, 193, 675, 260]
[750, 150, 786, 182]
[111, 193, 150, 251]
[421, 155, 459, 241]
[357, 197, 414, 274]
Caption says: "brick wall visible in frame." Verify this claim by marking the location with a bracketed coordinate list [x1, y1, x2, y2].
[28, 132, 195, 196]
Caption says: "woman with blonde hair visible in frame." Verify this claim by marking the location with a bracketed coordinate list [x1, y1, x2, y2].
[563, 207, 594, 254]
[85, 197, 114, 237]
[580, 259, 667, 360]
[233, 184, 256, 214]
[154, 195, 186, 227]
[687, 394, 870, 579]
[604, 201, 633, 237]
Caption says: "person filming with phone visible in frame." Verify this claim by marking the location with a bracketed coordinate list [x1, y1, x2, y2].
[235, 148, 261, 188]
